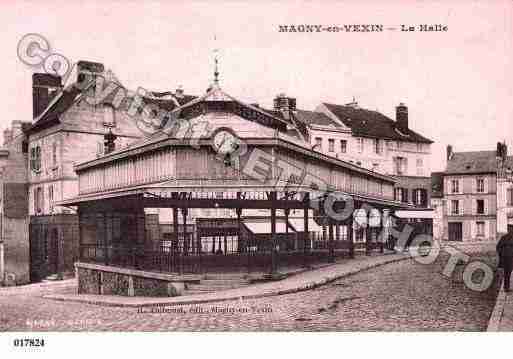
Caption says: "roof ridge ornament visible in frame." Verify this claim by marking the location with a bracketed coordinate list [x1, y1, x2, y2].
[213, 35, 220, 86]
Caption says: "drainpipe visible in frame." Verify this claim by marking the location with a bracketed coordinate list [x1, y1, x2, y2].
[0, 215, 4, 286]
[0, 243, 4, 286]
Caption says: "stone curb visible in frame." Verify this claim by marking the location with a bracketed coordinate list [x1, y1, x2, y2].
[487, 276, 505, 332]
[43, 254, 410, 308]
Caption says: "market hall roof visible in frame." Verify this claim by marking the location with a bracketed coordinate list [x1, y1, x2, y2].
[72, 84, 397, 184]
[322, 103, 434, 143]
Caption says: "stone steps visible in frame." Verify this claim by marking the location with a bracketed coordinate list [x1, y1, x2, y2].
[184, 277, 251, 295]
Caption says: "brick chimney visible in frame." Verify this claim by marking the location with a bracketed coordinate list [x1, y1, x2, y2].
[497, 141, 508, 161]
[32, 73, 62, 118]
[3, 128, 12, 146]
[76, 60, 105, 90]
[273, 93, 296, 120]
[10, 121, 25, 142]
[395, 103, 408, 132]
[447, 144, 454, 161]
[175, 86, 184, 98]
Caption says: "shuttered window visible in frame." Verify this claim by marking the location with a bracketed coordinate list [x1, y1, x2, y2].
[30, 146, 41, 172]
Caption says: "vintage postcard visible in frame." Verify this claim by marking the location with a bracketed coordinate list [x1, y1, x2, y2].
[0, 0, 512, 357]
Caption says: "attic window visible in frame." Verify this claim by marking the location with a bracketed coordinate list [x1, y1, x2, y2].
[465, 163, 472, 170]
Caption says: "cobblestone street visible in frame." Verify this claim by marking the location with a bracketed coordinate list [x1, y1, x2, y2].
[0, 250, 499, 331]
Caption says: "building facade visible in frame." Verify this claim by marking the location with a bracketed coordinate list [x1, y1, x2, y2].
[59, 81, 410, 296]
[0, 122, 31, 284]
[270, 97, 434, 208]
[434, 145, 513, 242]
[1, 61, 195, 284]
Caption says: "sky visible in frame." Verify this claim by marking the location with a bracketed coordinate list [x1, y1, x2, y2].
[1, 0, 512, 172]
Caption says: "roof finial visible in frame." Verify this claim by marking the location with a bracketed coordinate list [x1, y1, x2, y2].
[213, 35, 220, 85]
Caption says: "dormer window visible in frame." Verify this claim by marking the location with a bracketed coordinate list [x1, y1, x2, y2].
[103, 105, 116, 127]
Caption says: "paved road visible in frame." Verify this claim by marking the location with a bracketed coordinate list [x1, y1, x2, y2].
[0, 251, 499, 331]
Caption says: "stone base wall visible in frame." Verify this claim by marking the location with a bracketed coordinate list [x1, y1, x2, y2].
[76, 262, 191, 297]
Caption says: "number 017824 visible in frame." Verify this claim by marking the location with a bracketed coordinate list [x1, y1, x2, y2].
[13, 338, 45, 347]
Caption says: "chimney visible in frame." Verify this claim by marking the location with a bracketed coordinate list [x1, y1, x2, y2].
[497, 141, 508, 161]
[32, 73, 63, 118]
[76, 60, 105, 90]
[345, 97, 359, 109]
[273, 93, 296, 120]
[104, 128, 117, 155]
[175, 86, 184, 98]
[3, 128, 12, 146]
[447, 145, 453, 161]
[396, 103, 408, 132]
[11, 120, 24, 138]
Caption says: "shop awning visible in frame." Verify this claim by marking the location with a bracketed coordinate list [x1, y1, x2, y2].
[288, 218, 324, 233]
[244, 220, 293, 234]
[394, 209, 434, 219]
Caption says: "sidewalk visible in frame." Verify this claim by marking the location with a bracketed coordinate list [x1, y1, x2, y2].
[43, 253, 409, 308]
[489, 280, 513, 331]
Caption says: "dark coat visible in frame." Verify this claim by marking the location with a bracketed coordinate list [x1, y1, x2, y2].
[497, 234, 513, 268]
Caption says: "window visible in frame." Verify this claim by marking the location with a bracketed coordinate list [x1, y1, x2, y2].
[103, 105, 116, 126]
[48, 185, 54, 214]
[96, 142, 104, 157]
[357, 138, 364, 153]
[476, 221, 485, 237]
[328, 138, 334, 152]
[394, 157, 407, 175]
[34, 187, 43, 214]
[340, 140, 347, 153]
[374, 139, 382, 154]
[476, 178, 485, 193]
[394, 187, 408, 203]
[355, 227, 365, 242]
[508, 188, 513, 206]
[416, 158, 424, 175]
[417, 143, 423, 152]
[451, 179, 459, 194]
[314, 137, 322, 151]
[52, 142, 57, 167]
[476, 199, 485, 214]
[451, 200, 459, 215]
[30, 146, 41, 172]
[413, 188, 427, 207]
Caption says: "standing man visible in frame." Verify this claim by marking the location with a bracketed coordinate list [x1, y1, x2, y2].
[497, 231, 513, 292]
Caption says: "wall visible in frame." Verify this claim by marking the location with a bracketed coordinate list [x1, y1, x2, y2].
[0, 131, 30, 285]
[27, 100, 143, 216]
[308, 124, 432, 177]
[443, 173, 498, 242]
[394, 176, 432, 207]
[497, 178, 513, 235]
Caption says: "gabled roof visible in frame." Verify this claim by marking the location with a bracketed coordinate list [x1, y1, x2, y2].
[113, 85, 309, 152]
[322, 103, 433, 144]
[27, 85, 83, 132]
[27, 79, 197, 134]
[294, 109, 342, 129]
[445, 151, 513, 175]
